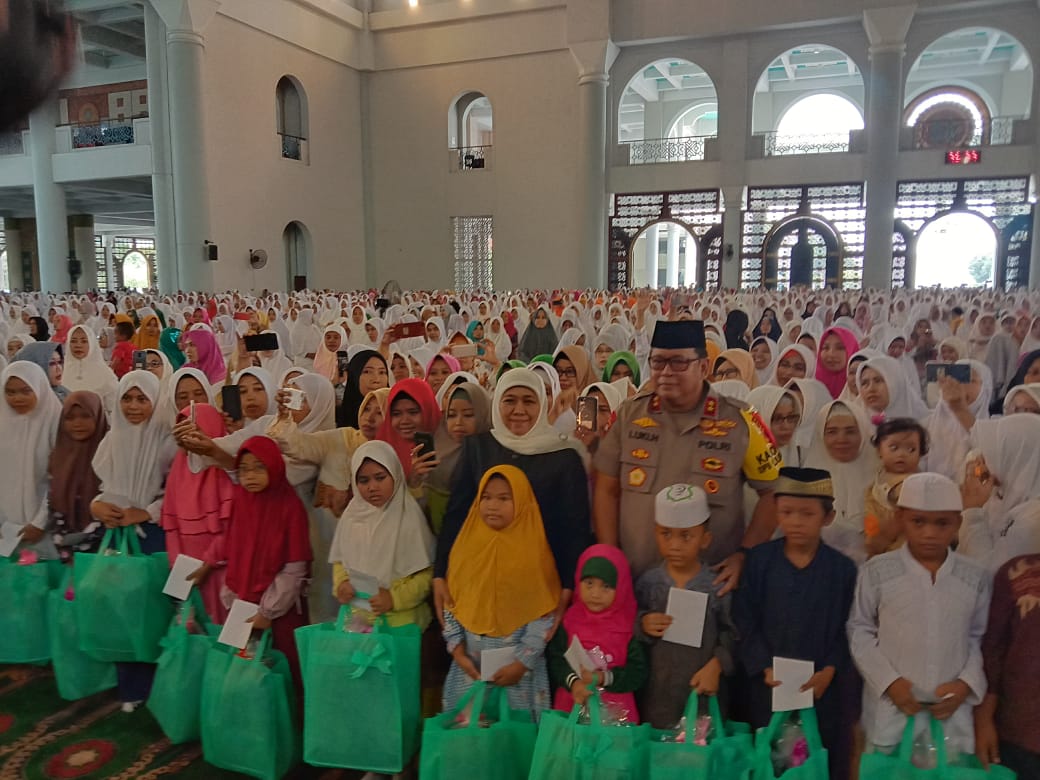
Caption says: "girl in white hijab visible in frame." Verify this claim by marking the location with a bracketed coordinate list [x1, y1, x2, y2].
[750, 336, 779, 386]
[328, 441, 436, 628]
[91, 371, 177, 532]
[805, 399, 878, 565]
[0, 361, 62, 554]
[63, 324, 118, 415]
[959, 414, 1040, 570]
[856, 356, 925, 423]
[486, 316, 512, 363]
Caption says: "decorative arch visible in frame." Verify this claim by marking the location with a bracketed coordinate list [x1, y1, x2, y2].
[448, 91, 493, 149]
[608, 190, 724, 290]
[276, 75, 308, 160]
[910, 209, 999, 287]
[283, 221, 311, 292]
[905, 27, 1033, 122]
[762, 214, 843, 290]
[751, 43, 865, 135]
[616, 58, 719, 145]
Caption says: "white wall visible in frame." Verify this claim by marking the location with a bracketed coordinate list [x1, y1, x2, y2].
[200, 14, 367, 292]
[366, 49, 582, 289]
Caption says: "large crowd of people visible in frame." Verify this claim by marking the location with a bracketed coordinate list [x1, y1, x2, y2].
[2, 283, 1039, 779]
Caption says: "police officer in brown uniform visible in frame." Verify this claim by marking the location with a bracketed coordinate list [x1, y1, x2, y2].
[593, 320, 781, 593]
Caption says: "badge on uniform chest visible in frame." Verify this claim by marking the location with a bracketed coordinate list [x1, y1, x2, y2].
[698, 439, 732, 451]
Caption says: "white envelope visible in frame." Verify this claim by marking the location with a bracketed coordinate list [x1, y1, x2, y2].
[0, 522, 24, 558]
[564, 634, 596, 675]
[771, 656, 815, 712]
[217, 599, 260, 649]
[662, 587, 709, 648]
[162, 554, 203, 600]
[480, 647, 516, 681]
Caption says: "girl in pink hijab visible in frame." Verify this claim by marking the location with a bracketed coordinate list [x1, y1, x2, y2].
[161, 403, 235, 621]
[51, 314, 74, 344]
[183, 329, 226, 385]
[549, 544, 645, 722]
[815, 326, 860, 399]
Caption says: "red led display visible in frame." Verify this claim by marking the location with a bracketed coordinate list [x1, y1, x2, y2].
[945, 149, 981, 165]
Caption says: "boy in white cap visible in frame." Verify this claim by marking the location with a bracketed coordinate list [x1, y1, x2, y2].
[634, 484, 738, 729]
[848, 471, 991, 757]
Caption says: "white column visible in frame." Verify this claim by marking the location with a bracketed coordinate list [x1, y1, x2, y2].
[721, 185, 744, 289]
[862, 6, 914, 290]
[151, 0, 219, 292]
[717, 41, 750, 290]
[666, 224, 680, 287]
[144, 2, 179, 293]
[570, 37, 618, 290]
[104, 236, 116, 290]
[70, 216, 96, 292]
[684, 233, 698, 287]
[28, 102, 69, 293]
[643, 223, 659, 287]
[4, 221, 24, 292]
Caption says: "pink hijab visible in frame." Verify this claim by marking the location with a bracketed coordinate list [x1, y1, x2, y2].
[815, 326, 860, 399]
[184, 328, 226, 384]
[554, 544, 640, 720]
[425, 352, 461, 379]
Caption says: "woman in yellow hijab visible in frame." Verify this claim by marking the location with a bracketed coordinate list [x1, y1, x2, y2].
[132, 314, 162, 349]
[442, 465, 561, 718]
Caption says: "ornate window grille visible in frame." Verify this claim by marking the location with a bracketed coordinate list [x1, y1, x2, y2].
[893, 177, 1033, 289]
[741, 184, 865, 290]
[627, 135, 713, 164]
[94, 235, 107, 292]
[70, 120, 135, 149]
[607, 190, 724, 291]
[762, 132, 851, 156]
[111, 236, 157, 290]
[0, 132, 24, 156]
[452, 216, 493, 290]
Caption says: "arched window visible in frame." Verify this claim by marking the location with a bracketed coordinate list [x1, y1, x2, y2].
[753, 44, 865, 155]
[276, 76, 308, 161]
[618, 59, 718, 163]
[283, 221, 310, 291]
[448, 92, 493, 170]
[122, 250, 150, 290]
[906, 28, 1032, 148]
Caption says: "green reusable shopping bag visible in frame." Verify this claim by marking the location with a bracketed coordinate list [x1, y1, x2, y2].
[749, 707, 829, 780]
[147, 590, 221, 744]
[648, 692, 753, 780]
[200, 630, 299, 780]
[527, 693, 651, 780]
[47, 569, 116, 700]
[859, 715, 1018, 780]
[295, 605, 422, 773]
[73, 528, 173, 662]
[420, 681, 537, 780]
[0, 556, 60, 663]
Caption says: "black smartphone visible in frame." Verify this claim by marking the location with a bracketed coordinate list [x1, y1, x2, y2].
[336, 350, 350, 376]
[132, 349, 147, 372]
[577, 395, 598, 431]
[414, 431, 436, 458]
[221, 384, 243, 421]
[926, 361, 972, 384]
[243, 333, 279, 353]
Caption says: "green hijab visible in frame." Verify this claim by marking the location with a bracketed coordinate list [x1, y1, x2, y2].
[159, 327, 186, 369]
[603, 350, 640, 386]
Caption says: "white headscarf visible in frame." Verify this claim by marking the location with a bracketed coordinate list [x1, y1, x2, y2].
[750, 336, 779, 386]
[92, 371, 177, 509]
[490, 368, 587, 462]
[747, 385, 804, 468]
[258, 329, 293, 380]
[234, 366, 278, 420]
[164, 366, 216, 426]
[1003, 383, 1040, 414]
[924, 360, 992, 481]
[771, 344, 816, 386]
[329, 441, 435, 589]
[857, 356, 919, 421]
[62, 325, 118, 413]
[805, 399, 878, 564]
[0, 361, 61, 528]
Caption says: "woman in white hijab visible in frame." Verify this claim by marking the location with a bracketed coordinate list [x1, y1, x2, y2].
[857, 356, 925, 423]
[328, 441, 436, 627]
[805, 399, 878, 565]
[784, 377, 831, 452]
[0, 361, 62, 556]
[749, 336, 779, 387]
[290, 308, 321, 366]
[924, 359, 992, 480]
[1002, 383, 1040, 415]
[63, 324, 118, 415]
[486, 316, 512, 363]
[959, 414, 1040, 570]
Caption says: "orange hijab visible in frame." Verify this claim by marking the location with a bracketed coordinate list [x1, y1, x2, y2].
[446, 465, 561, 637]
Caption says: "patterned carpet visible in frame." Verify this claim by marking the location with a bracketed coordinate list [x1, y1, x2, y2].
[0, 666, 369, 780]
